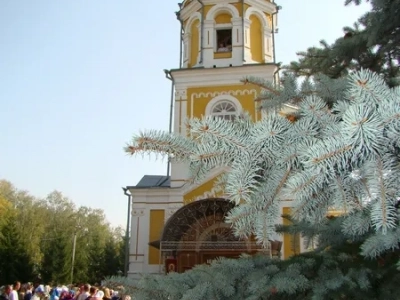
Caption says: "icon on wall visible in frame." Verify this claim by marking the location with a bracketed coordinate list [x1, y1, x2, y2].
[165, 258, 177, 274]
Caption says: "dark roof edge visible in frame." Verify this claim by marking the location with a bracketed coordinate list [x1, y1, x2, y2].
[126, 185, 171, 190]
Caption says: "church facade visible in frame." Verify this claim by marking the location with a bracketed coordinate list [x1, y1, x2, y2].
[125, 0, 301, 282]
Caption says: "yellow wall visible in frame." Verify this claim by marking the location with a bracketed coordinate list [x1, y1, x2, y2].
[186, 84, 260, 120]
[183, 177, 221, 204]
[214, 52, 232, 59]
[215, 13, 231, 24]
[148, 209, 165, 264]
[249, 15, 263, 63]
[189, 19, 200, 68]
[282, 207, 300, 259]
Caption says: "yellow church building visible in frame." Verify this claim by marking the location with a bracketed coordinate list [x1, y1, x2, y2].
[124, 0, 302, 282]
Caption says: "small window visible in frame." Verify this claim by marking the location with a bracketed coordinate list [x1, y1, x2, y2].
[216, 29, 232, 52]
[211, 100, 237, 121]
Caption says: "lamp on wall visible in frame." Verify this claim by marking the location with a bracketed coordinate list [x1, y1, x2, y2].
[271, 4, 282, 64]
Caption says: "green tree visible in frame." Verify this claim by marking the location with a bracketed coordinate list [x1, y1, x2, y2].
[102, 234, 125, 278]
[0, 181, 125, 285]
[286, 0, 400, 87]
[39, 191, 77, 283]
[0, 196, 11, 235]
[0, 180, 43, 282]
[41, 234, 72, 284]
[0, 211, 34, 284]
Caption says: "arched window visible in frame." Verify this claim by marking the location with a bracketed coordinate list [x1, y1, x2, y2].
[211, 100, 237, 121]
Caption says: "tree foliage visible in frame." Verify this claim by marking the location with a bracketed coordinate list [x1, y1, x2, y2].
[0, 180, 126, 285]
[105, 216, 400, 300]
[286, 0, 400, 87]
[111, 1, 400, 298]
[121, 68, 400, 298]
[126, 69, 400, 258]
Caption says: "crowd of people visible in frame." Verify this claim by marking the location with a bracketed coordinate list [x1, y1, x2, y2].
[0, 282, 130, 300]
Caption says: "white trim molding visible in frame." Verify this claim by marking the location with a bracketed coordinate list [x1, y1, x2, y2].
[171, 64, 277, 88]
[184, 11, 202, 33]
[245, 6, 270, 28]
[244, 0, 277, 14]
[205, 3, 240, 20]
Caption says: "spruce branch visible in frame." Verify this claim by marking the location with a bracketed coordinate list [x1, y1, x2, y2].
[125, 130, 194, 160]
[125, 69, 400, 260]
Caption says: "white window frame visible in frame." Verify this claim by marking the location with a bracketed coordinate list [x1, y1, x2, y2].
[205, 95, 242, 120]
[215, 23, 233, 52]
[211, 100, 238, 120]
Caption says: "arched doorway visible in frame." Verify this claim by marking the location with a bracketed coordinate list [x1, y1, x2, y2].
[150, 198, 271, 273]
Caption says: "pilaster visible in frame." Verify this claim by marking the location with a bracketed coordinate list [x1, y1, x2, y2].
[196, 22, 202, 66]
[231, 17, 243, 47]
[243, 19, 252, 62]
[203, 20, 215, 49]
[202, 20, 215, 68]
[174, 87, 187, 135]
[183, 33, 189, 68]
[128, 205, 148, 281]
[263, 26, 273, 62]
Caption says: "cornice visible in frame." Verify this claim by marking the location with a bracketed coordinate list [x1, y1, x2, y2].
[129, 187, 184, 198]
[245, 0, 277, 14]
[201, 0, 237, 5]
[170, 64, 278, 87]
[180, 1, 201, 21]
[180, 0, 277, 21]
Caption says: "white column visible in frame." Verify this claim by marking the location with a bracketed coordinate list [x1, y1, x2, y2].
[128, 205, 147, 282]
[203, 20, 215, 49]
[263, 26, 273, 62]
[231, 17, 243, 46]
[173, 86, 187, 135]
[196, 22, 202, 66]
[203, 19, 215, 67]
[183, 33, 190, 68]
[231, 17, 243, 66]
[243, 19, 252, 62]
[171, 85, 188, 187]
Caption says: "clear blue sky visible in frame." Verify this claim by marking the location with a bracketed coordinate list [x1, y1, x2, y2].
[0, 0, 370, 228]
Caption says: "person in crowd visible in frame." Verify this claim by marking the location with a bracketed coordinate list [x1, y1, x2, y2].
[75, 285, 89, 300]
[101, 289, 110, 300]
[9, 282, 20, 300]
[32, 285, 45, 300]
[23, 283, 33, 300]
[85, 287, 100, 300]
[0, 285, 12, 300]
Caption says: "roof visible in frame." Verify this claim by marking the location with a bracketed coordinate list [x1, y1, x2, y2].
[128, 175, 171, 189]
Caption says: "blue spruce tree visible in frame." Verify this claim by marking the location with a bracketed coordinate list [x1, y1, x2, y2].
[113, 69, 400, 299]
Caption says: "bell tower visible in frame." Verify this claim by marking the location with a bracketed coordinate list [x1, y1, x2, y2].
[179, 0, 278, 68]
[169, 0, 280, 192]
[125, 1, 284, 282]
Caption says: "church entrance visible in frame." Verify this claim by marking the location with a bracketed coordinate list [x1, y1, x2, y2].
[149, 198, 272, 273]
